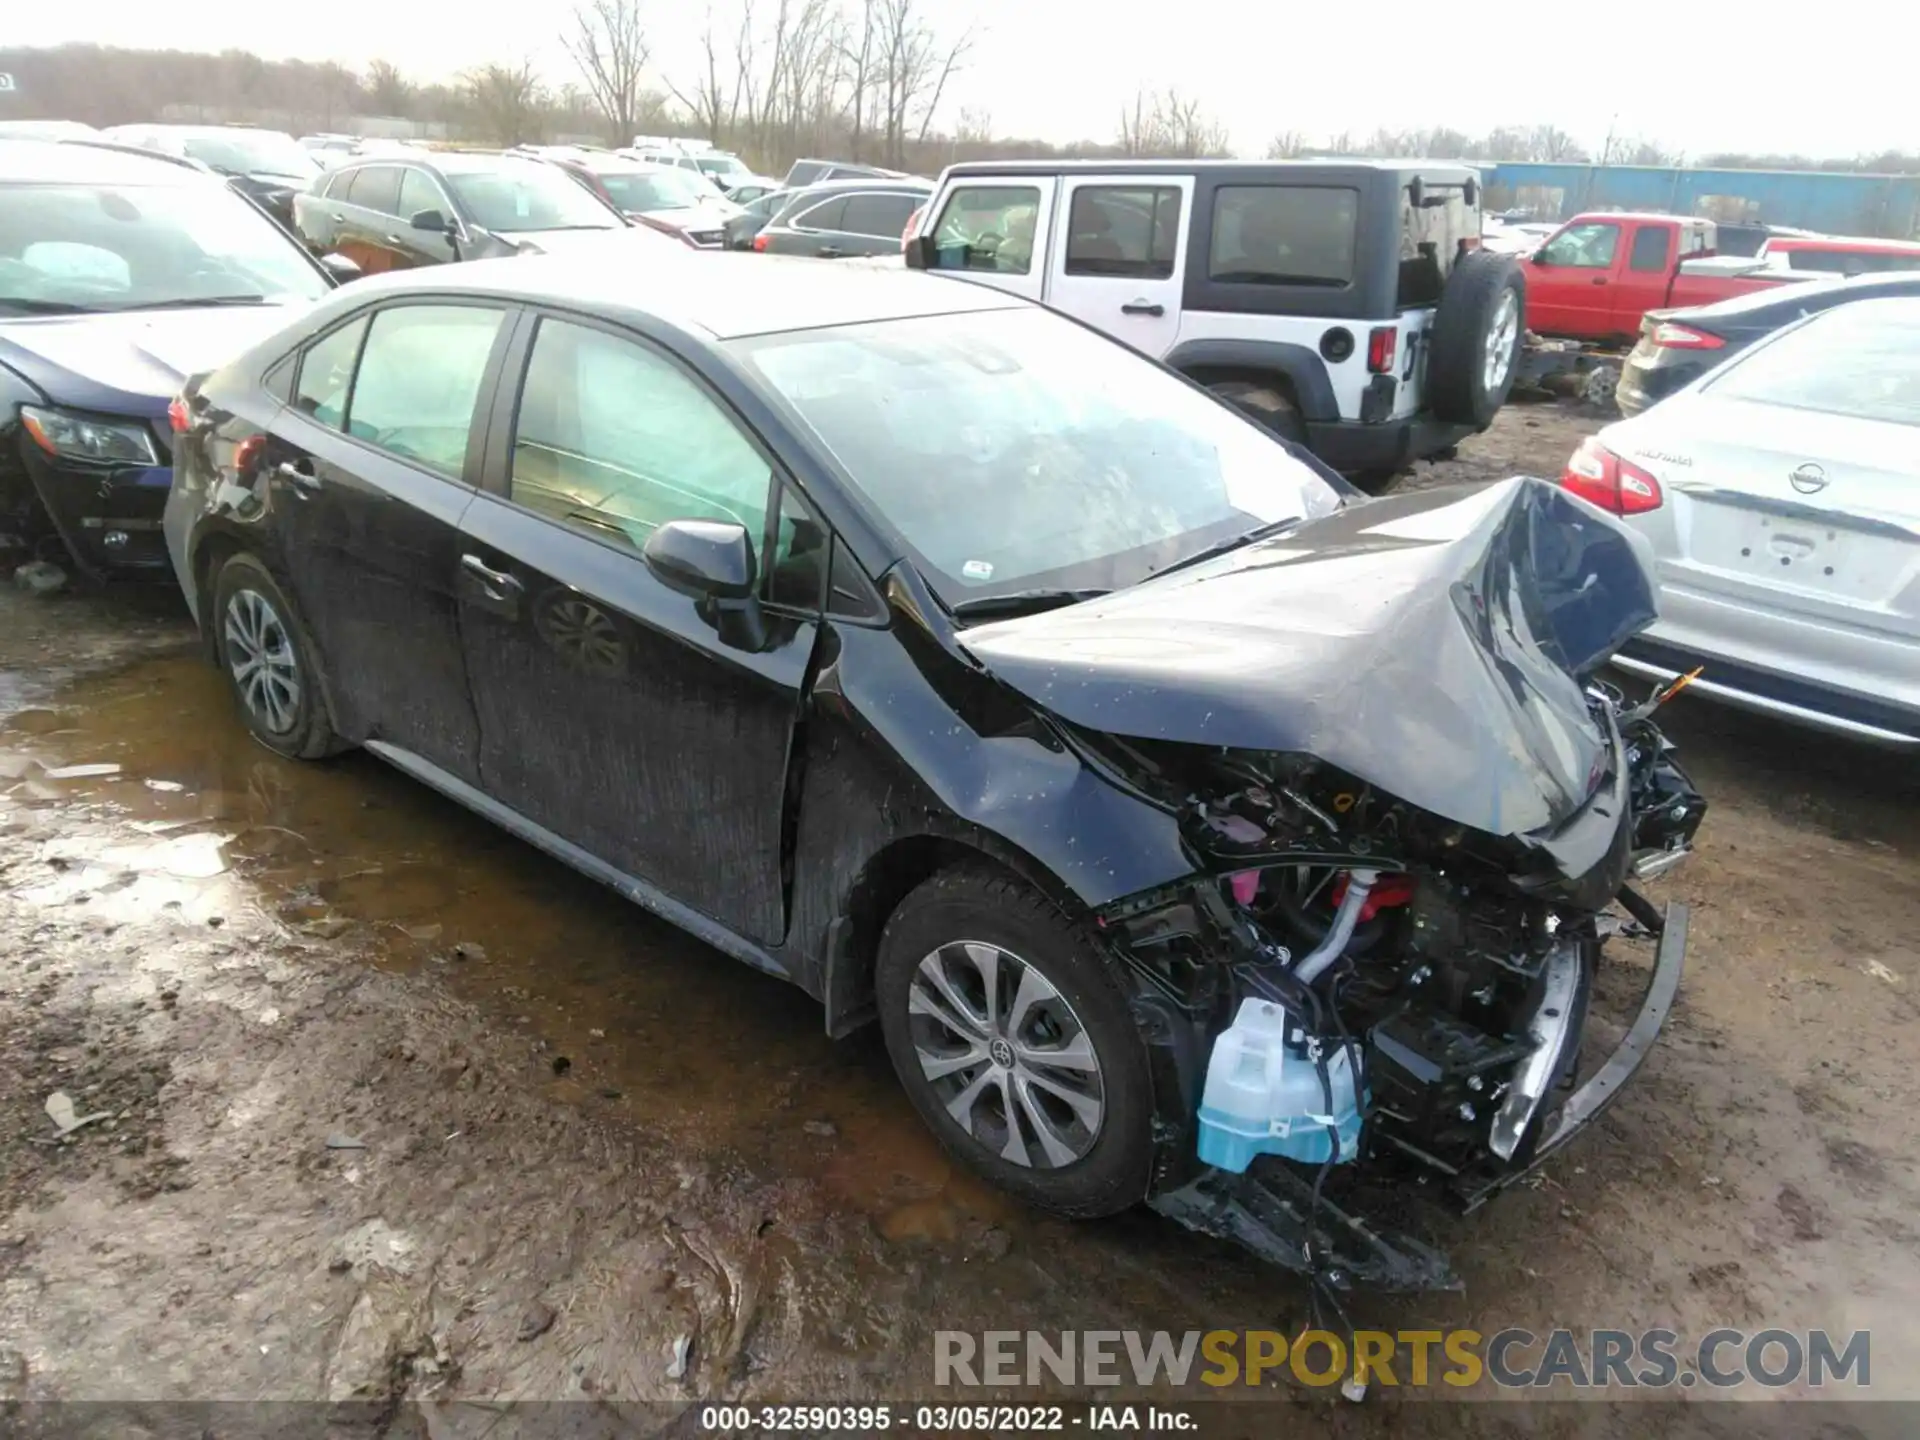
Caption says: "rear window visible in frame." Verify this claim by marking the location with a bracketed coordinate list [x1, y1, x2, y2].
[1629, 226, 1672, 273]
[1709, 306, 1920, 427]
[1397, 180, 1477, 307]
[1209, 186, 1357, 288]
[841, 193, 919, 238]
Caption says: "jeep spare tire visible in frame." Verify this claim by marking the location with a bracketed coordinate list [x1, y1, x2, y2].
[1426, 252, 1525, 428]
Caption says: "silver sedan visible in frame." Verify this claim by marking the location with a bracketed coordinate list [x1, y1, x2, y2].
[1559, 296, 1920, 745]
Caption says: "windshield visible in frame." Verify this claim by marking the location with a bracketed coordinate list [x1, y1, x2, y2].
[731, 307, 1343, 605]
[597, 168, 713, 212]
[697, 155, 748, 178]
[180, 131, 320, 179]
[445, 159, 621, 233]
[0, 181, 331, 314]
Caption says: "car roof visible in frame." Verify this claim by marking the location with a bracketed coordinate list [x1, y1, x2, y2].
[1764, 234, 1920, 253]
[0, 137, 215, 184]
[326, 249, 1028, 339]
[784, 176, 933, 197]
[106, 123, 292, 139]
[940, 158, 1475, 180]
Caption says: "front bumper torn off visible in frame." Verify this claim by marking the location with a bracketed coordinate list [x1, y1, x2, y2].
[1148, 902, 1689, 1291]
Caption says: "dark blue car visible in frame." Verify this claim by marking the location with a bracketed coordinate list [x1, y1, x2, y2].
[0, 139, 338, 577]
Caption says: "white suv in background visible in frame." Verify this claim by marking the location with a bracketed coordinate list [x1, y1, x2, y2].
[907, 160, 1526, 488]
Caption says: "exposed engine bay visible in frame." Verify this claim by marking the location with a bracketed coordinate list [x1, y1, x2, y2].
[1083, 678, 1704, 1292]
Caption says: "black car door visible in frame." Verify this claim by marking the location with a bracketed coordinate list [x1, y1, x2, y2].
[261, 300, 516, 783]
[395, 168, 461, 267]
[453, 311, 822, 946]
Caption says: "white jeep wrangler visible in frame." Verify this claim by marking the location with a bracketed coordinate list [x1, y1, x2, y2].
[904, 160, 1525, 489]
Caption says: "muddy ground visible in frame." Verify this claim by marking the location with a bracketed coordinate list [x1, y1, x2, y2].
[2, 398, 1917, 1436]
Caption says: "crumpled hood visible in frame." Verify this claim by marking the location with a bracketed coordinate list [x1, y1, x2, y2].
[959, 477, 1660, 840]
[0, 304, 306, 415]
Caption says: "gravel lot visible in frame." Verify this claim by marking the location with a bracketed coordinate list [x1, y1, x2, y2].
[1, 400, 1915, 1435]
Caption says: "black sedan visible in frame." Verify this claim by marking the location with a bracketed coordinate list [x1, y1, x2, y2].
[163, 254, 1696, 1281]
[1617, 271, 1920, 416]
[0, 138, 339, 577]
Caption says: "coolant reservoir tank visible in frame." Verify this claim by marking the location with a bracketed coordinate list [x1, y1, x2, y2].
[1197, 998, 1363, 1173]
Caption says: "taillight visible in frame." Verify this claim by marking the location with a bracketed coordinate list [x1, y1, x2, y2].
[168, 396, 192, 433]
[1366, 326, 1397, 373]
[1650, 322, 1725, 350]
[233, 434, 266, 475]
[902, 205, 924, 246]
[1559, 436, 1664, 515]
[752, 232, 770, 252]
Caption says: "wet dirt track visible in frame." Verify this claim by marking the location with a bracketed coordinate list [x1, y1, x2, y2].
[3, 401, 1919, 1436]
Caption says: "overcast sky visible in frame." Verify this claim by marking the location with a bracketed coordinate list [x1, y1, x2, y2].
[10, 1, 1917, 160]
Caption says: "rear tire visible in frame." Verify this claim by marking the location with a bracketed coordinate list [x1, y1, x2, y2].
[1426, 252, 1526, 427]
[1207, 380, 1307, 444]
[875, 865, 1154, 1218]
[212, 553, 342, 760]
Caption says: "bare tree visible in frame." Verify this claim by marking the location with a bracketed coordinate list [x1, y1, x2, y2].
[1526, 123, 1586, 162]
[462, 61, 546, 144]
[869, 0, 969, 167]
[563, 0, 652, 143]
[366, 59, 413, 117]
[1117, 88, 1227, 158]
[1265, 129, 1308, 159]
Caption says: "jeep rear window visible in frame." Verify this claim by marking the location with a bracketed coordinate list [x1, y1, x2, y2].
[1209, 186, 1357, 287]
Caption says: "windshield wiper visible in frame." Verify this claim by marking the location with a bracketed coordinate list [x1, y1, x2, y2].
[1150, 517, 1304, 579]
[0, 299, 96, 315]
[948, 587, 1110, 621]
[110, 295, 275, 311]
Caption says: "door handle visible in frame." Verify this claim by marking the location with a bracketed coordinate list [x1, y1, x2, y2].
[817, 246, 846, 258]
[384, 233, 403, 245]
[1121, 300, 1165, 316]
[274, 459, 320, 494]
[1591, 276, 1609, 285]
[460, 552, 523, 597]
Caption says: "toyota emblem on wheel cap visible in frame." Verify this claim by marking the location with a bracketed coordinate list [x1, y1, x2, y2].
[1789, 463, 1829, 495]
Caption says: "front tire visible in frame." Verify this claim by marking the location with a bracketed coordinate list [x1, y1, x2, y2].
[875, 866, 1154, 1218]
[212, 553, 341, 760]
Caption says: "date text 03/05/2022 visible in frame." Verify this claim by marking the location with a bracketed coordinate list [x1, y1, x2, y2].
[697, 1405, 1196, 1432]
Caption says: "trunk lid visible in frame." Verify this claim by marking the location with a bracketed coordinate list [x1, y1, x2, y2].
[1624, 396, 1918, 638]
[959, 478, 1659, 840]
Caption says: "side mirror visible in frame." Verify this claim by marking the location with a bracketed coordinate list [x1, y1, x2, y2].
[319, 253, 362, 282]
[644, 518, 769, 650]
[903, 234, 936, 270]
[410, 208, 449, 234]
[644, 518, 756, 600]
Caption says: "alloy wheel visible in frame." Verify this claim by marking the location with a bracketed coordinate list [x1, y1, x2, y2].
[906, 940, 1106, 1169]
[1484, 290, 1520, 392]
[224, 588, 301, 735]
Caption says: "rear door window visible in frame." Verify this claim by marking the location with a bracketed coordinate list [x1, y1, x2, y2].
[1397, 180, 1476, 306]
[1209, 186, 1358, 287]
[841, 193, 920, 239]
[926, 185, 1043, 275]
[347, 166, 401, 216]
[791, 196, 848, 231]
[345, 305, 506, 478]
[1065, 186, 1181, 279]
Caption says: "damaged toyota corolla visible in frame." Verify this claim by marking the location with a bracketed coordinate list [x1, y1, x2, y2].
[165, 256, 1704, 1289]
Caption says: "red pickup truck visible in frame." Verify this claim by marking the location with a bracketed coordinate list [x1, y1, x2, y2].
[1520, 213, 1794, 343]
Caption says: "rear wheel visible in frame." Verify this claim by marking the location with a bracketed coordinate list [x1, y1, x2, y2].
[875, 866, 1154, 1218]
[212, 553, 341, 760]
[1206, 380, 1307, 444]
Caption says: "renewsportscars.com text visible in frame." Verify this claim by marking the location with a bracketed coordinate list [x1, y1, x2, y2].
[933, 1328, 1871, 1391]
